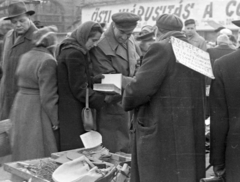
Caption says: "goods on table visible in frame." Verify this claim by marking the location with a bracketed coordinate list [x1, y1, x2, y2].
[4, 147, 131, 182]
[52, 155, 114, 182]
[17, 159, 59, 182]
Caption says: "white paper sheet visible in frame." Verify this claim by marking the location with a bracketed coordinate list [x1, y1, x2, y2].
[80, 131, 102, 149]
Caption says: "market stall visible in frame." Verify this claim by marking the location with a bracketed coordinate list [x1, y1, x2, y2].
[3, 132, 131, 182]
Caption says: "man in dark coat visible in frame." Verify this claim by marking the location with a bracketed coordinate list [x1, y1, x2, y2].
[207, 34, 235, 68]
[205, 34, 235, 118]
[0, 1, 37, 120]
[122, 14, 206, 182]
[209, 20, 240, 182]
[91, 12, 141, 153]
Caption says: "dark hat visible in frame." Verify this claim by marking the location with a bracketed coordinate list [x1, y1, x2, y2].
[156, 14, 183, 31]
[112, 12, 140, 31]
[214, 26, 225, 33]
[4, 1, 35, 20]
[136, 25, 155, 41]
[184, 19, 195, 26]
[232, 20, 240, 27]
[136, 31, 155, 41]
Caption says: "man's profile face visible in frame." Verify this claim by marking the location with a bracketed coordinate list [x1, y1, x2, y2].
[184, 24, 196, 37]
[11, 14, 31, 35]
[113, 24, 133, 44]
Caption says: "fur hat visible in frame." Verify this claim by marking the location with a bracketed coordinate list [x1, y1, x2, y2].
[32, 25, 58, 48]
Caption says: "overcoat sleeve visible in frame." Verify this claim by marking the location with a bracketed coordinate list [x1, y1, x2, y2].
[209, 60, 229, 166]
[91, 47, 116, 75]
[91, 47, 135, 89]
[38, 58, 59, 126]
[122, 43, 169, 111]
[65, 50, 105, 109]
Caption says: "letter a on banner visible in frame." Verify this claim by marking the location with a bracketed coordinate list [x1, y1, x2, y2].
[171, 36, 214, 79]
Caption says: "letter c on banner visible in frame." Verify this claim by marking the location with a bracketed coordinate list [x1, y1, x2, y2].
[226, 0, 236, 17]
[237, 3, 240, 16]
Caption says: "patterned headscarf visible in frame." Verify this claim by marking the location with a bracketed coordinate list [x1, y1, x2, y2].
[58, 21, 102, 55]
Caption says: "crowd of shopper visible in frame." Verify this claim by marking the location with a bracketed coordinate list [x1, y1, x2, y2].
[1, 0, 240, 182]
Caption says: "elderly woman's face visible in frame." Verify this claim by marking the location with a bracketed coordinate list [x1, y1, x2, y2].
[11, 14, 31, 35]
[85, 31, 102, 50]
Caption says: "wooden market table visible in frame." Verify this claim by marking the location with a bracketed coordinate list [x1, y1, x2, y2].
[4, 157, 52, 182]
[3, 148, 131, 182]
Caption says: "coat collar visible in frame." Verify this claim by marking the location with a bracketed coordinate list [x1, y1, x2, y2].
[103, 23, 136, 61]
[32, 46, 51, 54]
[216, 44, 234, 50]
[104, 23, 120, 51]
[8, 22, 37, 48]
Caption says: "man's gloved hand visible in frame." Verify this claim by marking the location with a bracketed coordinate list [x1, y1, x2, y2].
[213, 164, 225, 177]
[104, 95, 122, 104]
[93, 74, 105, 83]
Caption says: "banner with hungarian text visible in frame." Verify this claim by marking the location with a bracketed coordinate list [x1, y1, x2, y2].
[81, 0, 240, 30]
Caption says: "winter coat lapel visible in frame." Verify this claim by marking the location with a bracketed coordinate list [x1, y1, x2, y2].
[115, 44, 128, 61]
[12, 23, 37, 49]
[1, 30, 14, 68]
[128, 37, 139, 76]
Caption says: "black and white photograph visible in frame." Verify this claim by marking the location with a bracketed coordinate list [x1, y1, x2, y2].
[0, 0, 239, 182]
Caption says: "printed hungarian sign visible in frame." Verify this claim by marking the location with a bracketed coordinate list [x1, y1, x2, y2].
[81, 0, 240, 30]
[171, 36, 214, 79]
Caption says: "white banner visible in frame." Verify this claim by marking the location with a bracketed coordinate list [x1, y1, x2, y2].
[81, 0, 240, 30]
[171, 36, 214, 79]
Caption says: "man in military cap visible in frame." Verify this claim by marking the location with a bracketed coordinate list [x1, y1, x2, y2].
[0, 0, 37, 120]
[91, 12, 141, 153]
[184, 18, 207, 51]
[122, 14, 206, 182]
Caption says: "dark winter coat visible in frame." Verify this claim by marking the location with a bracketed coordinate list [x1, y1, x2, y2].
[123, 32, 206, 182]
[210, 49, 240, 182]
[57, 21, 105, 151]
[206, 45, 235, 85]
[0, 23, 37, 120]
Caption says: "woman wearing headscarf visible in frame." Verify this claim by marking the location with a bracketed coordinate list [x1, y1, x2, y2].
[10, 26, 59, 161]
[57, 21, 105, 151]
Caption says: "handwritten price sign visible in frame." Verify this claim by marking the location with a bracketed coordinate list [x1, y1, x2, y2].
[171, 36, 214, 79]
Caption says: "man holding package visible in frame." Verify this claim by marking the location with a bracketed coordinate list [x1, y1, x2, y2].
[122, 14, 206, 182]
[91, 12, 141, 153]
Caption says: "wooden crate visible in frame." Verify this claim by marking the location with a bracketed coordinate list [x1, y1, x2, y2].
[3, 158, 53, 182]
